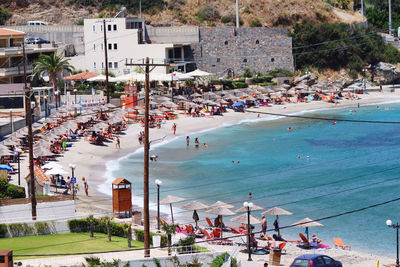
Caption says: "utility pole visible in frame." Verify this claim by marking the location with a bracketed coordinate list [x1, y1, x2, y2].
[103, 19, 110, 103]
[125, 57, 169, 258]
[236, 0, 240, 28]
[389, 0, 392, 36]
[140, 0, 142, 18]
[22, 40, 36, 220]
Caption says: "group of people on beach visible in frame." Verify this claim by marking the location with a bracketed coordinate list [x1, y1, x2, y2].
[186, 136, 207, 148]
[49, 175, 89, 197]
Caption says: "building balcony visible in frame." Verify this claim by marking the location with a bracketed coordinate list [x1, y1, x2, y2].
[0, 47, 33, 57]
[0, 64, 33, 77]
[0, 44, 57, 57]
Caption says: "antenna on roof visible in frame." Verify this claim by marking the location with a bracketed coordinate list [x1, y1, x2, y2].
[115, 6, 127, 18]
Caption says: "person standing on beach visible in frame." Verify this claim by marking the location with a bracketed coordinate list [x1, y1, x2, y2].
[186, 136, 190, 146]
[82, 177, 89, 197]
[172, 123, 177, 135]
[261, 215, 267, 236]
[116, 136, 120, 149]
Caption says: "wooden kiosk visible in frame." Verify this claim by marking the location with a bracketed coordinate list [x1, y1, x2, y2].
[0, 250, 13, 267]
[112, 178, 133, 218]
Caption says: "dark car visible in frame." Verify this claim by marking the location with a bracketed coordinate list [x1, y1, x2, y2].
[33, 37, 50, 44]
[290, 254, 342, 267]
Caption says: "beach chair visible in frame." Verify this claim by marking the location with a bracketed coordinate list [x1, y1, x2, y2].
[333, 238, 351, 250]
[203, 229, 233, 245]
[298, 233, 313, 249]
[227, 226, 246, 234]
[205, 217, 214, 228]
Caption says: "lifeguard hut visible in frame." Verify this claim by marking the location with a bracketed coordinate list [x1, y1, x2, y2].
[112, 178, 133, 218]
[0, 250, 13, 267]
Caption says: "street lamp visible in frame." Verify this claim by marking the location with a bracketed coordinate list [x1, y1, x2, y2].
[73, 89, 77, 116]
[69, 163, 76, 200]
[155, 179, 162, 231]
[15, 147, 22, 186]
[243, 201, 254, 261]
[387, 219, 400, 267]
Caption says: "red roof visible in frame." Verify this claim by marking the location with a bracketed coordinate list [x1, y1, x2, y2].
[25, 166, 49, 185]
[112, 178, 131, 185]
[63, 71, 99, 81]
[0, 28, 26, 37]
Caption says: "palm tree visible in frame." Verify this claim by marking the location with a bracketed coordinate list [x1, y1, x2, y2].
[32, 52, 74, 95]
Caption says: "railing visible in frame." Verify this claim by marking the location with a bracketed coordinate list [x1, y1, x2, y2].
[0, 65, 33, 76]
[171, 244, 211, 255]
[221, 245, 239, 267]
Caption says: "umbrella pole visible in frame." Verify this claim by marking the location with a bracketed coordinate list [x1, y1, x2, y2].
[220, 215, 223, 239]
[306, 227, 309, 241]
[170, 203, 174, 225]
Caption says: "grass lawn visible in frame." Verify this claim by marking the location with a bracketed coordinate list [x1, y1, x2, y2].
[0, 232, 144, 259]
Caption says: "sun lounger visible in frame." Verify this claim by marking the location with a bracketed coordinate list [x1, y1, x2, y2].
[227, 226, 246, 235]
[185, 225, 204, 238]
[205, 217, 214, 228]
[203, 229, 233, 245]
[333, 238, 351, 250]
[298, 233, 315, 249]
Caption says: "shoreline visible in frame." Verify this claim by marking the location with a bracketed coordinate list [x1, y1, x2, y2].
[21, 91, 400, 266]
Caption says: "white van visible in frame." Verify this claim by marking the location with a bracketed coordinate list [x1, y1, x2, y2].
[27, 21, 48, 26]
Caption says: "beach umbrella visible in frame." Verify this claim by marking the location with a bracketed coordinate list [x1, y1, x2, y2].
[175, 95, 187, 101]
[193, 98, 204, 103]
[45, 168, 68, 175]
[158, 107, 170, 112]
[0, 148, 12, 157]
[2, 137, 19, 146]
[210, 201, 234, 209]
[160, 195, 186, 225]
[230, 213, 262, 225]
[0, 164, 12, 172]
[42, 162, 63, 169]
[186, 69, 213, 77]
[192, 93, 202, 97]
[34, 147, 54, 157]
[162, 101, 178, 108]
[282, 84, 291, 89]
[235, 204, 264, 213]
[292, 217, 323, 241]
[180, 201, 210, 229]
[205, 206, 236, 238]
[262, 207, 292, 236]
[87, 74, 107, 82]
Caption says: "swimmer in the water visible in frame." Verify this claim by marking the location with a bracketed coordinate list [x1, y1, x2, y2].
[307, 156, 310, 160]
[150, 155, 158, 161]
[203, 143, 208, 148]
[195, 138, 199, 148]
[297, 155, 301, 159]
[287, 127, 292, 132]
[237, 160, 240, 164]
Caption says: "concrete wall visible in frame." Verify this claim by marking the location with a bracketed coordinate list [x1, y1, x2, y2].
[0, 116, 25, 139]
[3, 25, 84, 55]
[146, 25, 199, 44]
[192, 27, 294, 76]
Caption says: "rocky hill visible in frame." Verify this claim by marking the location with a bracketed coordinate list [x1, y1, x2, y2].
[1, 0, 363, 28]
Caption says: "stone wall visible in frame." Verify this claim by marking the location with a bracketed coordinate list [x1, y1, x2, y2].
[192, 27, 294, 76]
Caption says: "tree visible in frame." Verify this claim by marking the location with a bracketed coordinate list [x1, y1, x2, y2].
[122, 223, 132, 248]
[161, 222, 176, 256]
[86, 215, 97, 238]
[32, 53, 74, 95]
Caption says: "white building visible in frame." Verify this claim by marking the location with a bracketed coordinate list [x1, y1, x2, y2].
[82, 18, 191, 76]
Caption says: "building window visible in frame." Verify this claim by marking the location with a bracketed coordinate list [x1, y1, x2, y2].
[217, 58, 220, 63]
[108, 25, 112, 31]
[113, 24, 117, 31]
[224, 41, 228, 45]
[271, 58, 275, 62]
[114, 43, 118, 50]
[93, 25, 95, 32]
[256, 40, 259, 44]
[109, 62, 113, 68]
[102, 62, 104, 69]
[94, 62, 96, 69]
[108, 43, 112, 50]
[114, 62, 118, 68]
[243, 58, 247, 63]
[93, 44, 96, 51]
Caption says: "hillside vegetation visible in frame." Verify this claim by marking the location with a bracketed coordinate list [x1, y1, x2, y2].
[1, 0, 363, 27]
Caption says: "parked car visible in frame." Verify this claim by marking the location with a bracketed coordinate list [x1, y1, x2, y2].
[33, 37, 50, 44]
[25, 37, 36, 44]
[290, 254, 342, 267]
[27, 21, 48, 26]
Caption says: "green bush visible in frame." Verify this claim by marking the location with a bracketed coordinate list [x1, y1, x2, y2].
[250, 18, 262, 27]
[76, 18, 84, 25]
[0, 179, 25, 199]
[210, 253, 237, 267]
[197, 5, 220, 22]
[243, 68, 252, 78]
[0, 224, 7, 238]
[220, 13, 243, 25]
[68, 218, 90, 233]
[134, 229, 167, 247]
[34, 222, 51, 235]
[0, 7, 11, 25]
[8, 223, 35, 237]
[252, 75, 273, 83]
[232, 82, 248, 89]
[177, 236, 196, 254]
[68, 218, 126, 237]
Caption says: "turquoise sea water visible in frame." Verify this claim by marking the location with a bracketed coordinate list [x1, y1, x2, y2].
[108, 102, 400, 256]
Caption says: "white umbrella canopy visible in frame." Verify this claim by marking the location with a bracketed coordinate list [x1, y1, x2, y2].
[210, 201, 234, 209]
[87, 74, 107, 82]
[192, 93, 202, 97]
[162, 101, 178, 108]
[111, 72, 145, 82]
[230, 213, 262, 224]
[42, 162, 63, 169]
[262, 207, 292, 216]
[0, 148, 12, 157]
[2, 138, 20, 146]
[34, 147, 54, 157]
[160, 195, 186, 225]
[292, 217, 323, 241]
[235, 204, 264, 213]
[206, 206, 236, 238]
[193, 98, 205, 103]
[174, 95, 187, 101]
[169, 71, 193, 81]
[180, 201, 209, 210]
[45, 168, 68, 175]
[186, 69, 213, 77]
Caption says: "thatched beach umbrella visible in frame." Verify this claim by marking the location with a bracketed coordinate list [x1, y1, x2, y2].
[34, 147, 54, 158]
[175, 95, 187, 101]
[192, 93, 202, 97]
[210, 201, 234, 209]
[160, 195, 186, 225]
[235, 204, 264, 213]
[180, 201, 210, 229]
[0, 148, 12, 157]
[206, 206, 236, 238]
[162, 101, 178, 108]
[2, 137, 19, 146]
[292, 217, 323, 241]
[230, 213, 262, 225]
[262, 207, 292, 237]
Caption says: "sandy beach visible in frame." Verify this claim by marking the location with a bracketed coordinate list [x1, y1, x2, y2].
[13, 91, 400, 266]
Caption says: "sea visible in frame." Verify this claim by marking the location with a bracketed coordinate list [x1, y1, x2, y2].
[102, 102, 400, 256]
